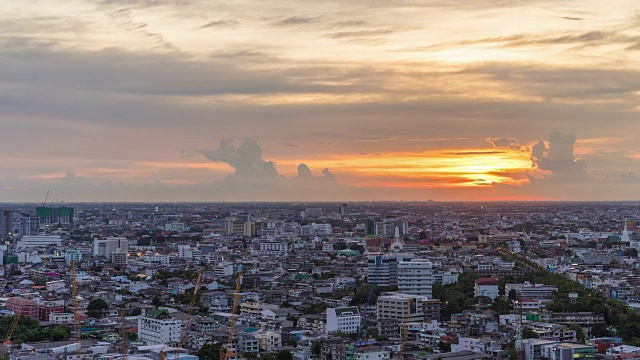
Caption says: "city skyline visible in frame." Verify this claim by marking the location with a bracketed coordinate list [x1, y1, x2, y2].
[1, 1, 640, 201]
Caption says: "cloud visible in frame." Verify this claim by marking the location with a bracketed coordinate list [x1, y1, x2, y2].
[531, 132, 587, 180]
[200, 20, 238, 28]
[297, 163, 312, 179]
[275, 16, 320, 26]
[486, 136, 522, 150]
[321, 168, 336, 182]
[324, 29, 395, 39]
[199, 139, 279, 178]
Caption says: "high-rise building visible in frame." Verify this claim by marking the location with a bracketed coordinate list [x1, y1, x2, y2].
[366, 219, 376, 236]
[93, 237, 129, 261]
[397, 260, 433, 297]
[367, 253, 414, 287]
[0, 210, 13, 236]
[339, 204, 349, 216]
[15, 214, 40, 236]
[36, 206, 75, 225]
[377, 293, 440, 323]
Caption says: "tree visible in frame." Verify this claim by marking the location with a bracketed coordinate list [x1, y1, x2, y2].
[437, 341, 451, 352]
[198, 342, 221, 360]
[87, 298, 109, 318]
[523, 328, 537, 339]
[569, 324, 586, 342]
[275, 350, 293, 360]
[311, 342, 321, 357]
[152, 295, 164, 308]
[623, 248, 638, 257]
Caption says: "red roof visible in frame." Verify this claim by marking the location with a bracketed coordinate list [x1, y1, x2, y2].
[475, 278, 499, 286]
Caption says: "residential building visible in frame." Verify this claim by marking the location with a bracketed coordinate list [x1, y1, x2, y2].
[255, 330, 282, 351]
[367, 253, 414, 287]
[16, 235, 62, 249]
[397, 259, 433, 297]
[93, 237, 129, 261]
[326, 307, 361, 334]
[474, 278, 499, 300]
[377, 293, 440, 323]
[547, 343, 595, 360]
[523, 339, 560, 360]
[7, 298, 39, 319]
[138, 309, 182, 345]
[49, 312, 75, 324]
[505, 282, 558, 303]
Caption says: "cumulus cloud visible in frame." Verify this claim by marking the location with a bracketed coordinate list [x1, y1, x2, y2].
[321, 168, 336, 182]
[486, 136, 522, 150]
[297, 163, 312, 179]
[530, 132, 586, 180]
[199, 139, 279, 178]
[200, 139, 336, 187]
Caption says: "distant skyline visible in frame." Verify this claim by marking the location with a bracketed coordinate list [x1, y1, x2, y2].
[1, 1, 640, 201]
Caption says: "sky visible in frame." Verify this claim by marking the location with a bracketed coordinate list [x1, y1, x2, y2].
[1, 0, 640, 202]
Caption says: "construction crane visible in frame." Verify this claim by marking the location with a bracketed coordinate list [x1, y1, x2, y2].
[176, 270, 204, 358]
[1, 303, 23, 360]
[398, 298, 414, 360]
[120, 309, 128, 360]
[222, 271, 242, 360]
[43, 190, 49, 207]
[71, 261, 82, 360]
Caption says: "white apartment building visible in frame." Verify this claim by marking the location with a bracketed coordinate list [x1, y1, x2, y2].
[397, 260, 433, 297]
[258, 241, 288, 256]
[474, 278, 500, 300]
[178, 245, 193, 259]
[50, 312, 74, 324]
[145, 254, 170, 264]
[367, 253, 414, 287]
[326, 307, 361, 334]
[93, 237, 129, 261]
[351, 345, 390, 360]
[138, 309, 182, 345]
[64, 249, 82, 266]
[17, 235, 62, 249]
[214, 263, 234, 277]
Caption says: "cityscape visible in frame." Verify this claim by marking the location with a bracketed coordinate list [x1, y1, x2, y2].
[0, 202, 639, 360]
[2, 2, 640, 360]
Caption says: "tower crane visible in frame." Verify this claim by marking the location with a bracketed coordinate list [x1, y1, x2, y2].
[222, 272, 242, 360]
[175, 270, 204, 359]
[71, 261, 82, 360]
[120, 309, 128, 360]
[1, 303, 23, 360]
[398, 298, 414, 360]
